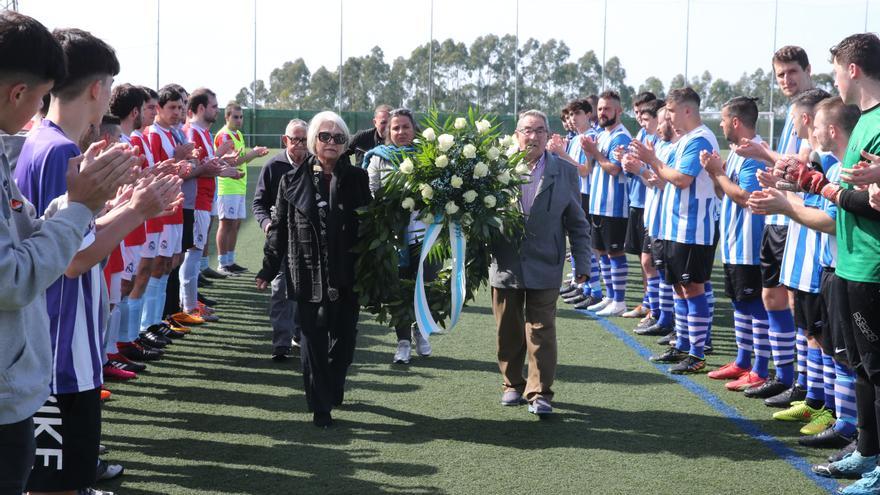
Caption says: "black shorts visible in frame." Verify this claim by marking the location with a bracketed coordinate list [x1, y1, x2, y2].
[793, 289, 828, 353]
[624, 207, 645, 255]
[650, 237, 666, 269]
[820, 268, 846, 364]
[723, 264, 763, 302]
[26, 389, 101, 492]
[182, 208, 195, 251]
[760, 225, 788, 288]
[580, 194, 592, 238]
[641, 231, 653, 255]
[662, 240, 716, 285]
[590, 214, 628, 252]
[0, 417, 34, 495]
[832, 275, 880, 374]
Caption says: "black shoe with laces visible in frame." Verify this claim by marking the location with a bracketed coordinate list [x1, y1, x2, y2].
[201, 266, 228, 279]
[743, 377, 789, 398]
[228, 263, 249, 274]
[657, 330, 675, 346]
[313, 411, 333, 428]
[764, 384, 807, 408]
[272, 347, 292, 362]
[198, 293, 218, 307]
[559, 283, 578, 295]
[118, 343, 163, 361]
[650, 347, 689, 363]
[799, 427, 857, 449]
[137, 332, 168, 349]
[574, 295, 603, 310]
[146, 324, 180, 341]
[564, 293, 588, 305]
[636, 323, 673, 336]
[670, 355, 707, 374]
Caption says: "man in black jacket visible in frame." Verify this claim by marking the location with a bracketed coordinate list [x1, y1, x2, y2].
[253, 119, 312, 361]
[345, 104, 391, 167]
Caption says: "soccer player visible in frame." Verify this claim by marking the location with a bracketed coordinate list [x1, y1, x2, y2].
[580, 90, 632, 317]
[640, 87, 720, 374]
[214, 102, 268, 275]
[700, 96, 771, 391]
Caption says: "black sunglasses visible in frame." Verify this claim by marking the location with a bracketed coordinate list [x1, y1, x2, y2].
[285, 136, 306, 144]
[317, 132, 346, 145]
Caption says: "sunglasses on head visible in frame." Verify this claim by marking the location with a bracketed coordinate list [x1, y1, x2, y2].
[317, 132, 346, 144]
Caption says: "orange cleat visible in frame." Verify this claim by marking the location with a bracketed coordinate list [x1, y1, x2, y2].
[708, 362, 750, 380]
[726, 371, 767, 391]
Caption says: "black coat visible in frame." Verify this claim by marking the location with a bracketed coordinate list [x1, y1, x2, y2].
[258, 158, 371, 303]
[345, 127, 382, 167]
[251, 151, 314, 232]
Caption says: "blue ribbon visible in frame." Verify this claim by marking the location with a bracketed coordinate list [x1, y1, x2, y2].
[414, 218, 467, 339]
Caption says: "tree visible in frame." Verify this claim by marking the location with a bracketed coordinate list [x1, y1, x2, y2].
[669, 74, 686, 91]
[234, 79, 269, 108]
[813, 72, 839, 96]
[705, 79, 734, 110]
[268, 59, 311, 109]
[603, 56, 634, 109]
[576, 50, 602, 97]
[304, 67, 338, 110]
[638, 77, 665, 100]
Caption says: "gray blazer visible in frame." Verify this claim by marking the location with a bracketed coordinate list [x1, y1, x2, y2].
[489, 151, 592, 290]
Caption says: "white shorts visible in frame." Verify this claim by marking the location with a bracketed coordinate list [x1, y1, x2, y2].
[193, 210, 211, 250]
[218, 194, 246, 220]
[158, 223, 183, 257]
[142, 232, 160, 259]
[108, 271, 123, 305]
[121, 241, 143, 281]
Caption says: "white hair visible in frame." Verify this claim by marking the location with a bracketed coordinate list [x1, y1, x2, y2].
[307, 111, 351, 155]
[284, 118, 308, 136]
[517, 109, 550, 131]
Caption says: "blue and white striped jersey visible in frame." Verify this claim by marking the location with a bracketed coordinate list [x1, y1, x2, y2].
[767, 105, 811, 227]
[589, 123, 632, 218]
[658, 124, 720, 245]
[644, 140, 677, 238]
[720, 136, 767, 265]
[819, 154, 841, 268]
[779, 153, 837, 292]
[571, 128, 599, 195]
[627, 130, 657, 209]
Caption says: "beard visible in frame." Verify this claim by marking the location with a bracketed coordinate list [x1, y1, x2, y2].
[598, 114, 617, 128]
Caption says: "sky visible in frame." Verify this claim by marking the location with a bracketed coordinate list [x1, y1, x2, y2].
[19, 0, 880, 106]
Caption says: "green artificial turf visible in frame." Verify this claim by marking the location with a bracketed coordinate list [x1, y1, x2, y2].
[99, 154, 836, 495]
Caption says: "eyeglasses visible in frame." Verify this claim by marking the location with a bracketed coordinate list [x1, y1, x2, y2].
[285, 136, 306, 144]
[516, 127, 547, 136]
[317, 132, 346, 144]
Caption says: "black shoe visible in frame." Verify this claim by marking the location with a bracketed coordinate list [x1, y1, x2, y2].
[635, 323, 672, 336]
[118, 343, 163, 361]
[743, 377, 789, 399]
[574, 295, 602, 310]
[98, 444, 109, 456]
[201, 267, 228, 279]
[198, 274, 213, 288]
[198, 293, 217, 307]
[228, 263, 249, 274]
[764, 384, 807, 408]
[147, 324, 183, 340]
[137, 332, 169, 349]
[650, 347, 689, 363]
[799, 427, 857, 449]
[313, 411, 333, 428]
[272, 347, 292, 362]
[657, 330, 675, 346]
[95, 458, 124, 481]
[670, 355, 707, 374]
[559, 283, 577, 295]
[828, 439, 858, 463]
[106, 357, 146, 373]
[704, 344, 714, 355]
[564, 293, 588, 305]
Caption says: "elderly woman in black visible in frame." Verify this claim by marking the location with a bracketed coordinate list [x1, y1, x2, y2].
[256, 111, 371, 427]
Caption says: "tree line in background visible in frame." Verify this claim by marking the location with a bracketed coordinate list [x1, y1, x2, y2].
[236, 35, 837, 116]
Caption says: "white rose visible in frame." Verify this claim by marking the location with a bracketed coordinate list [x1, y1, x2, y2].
[420, 184, 434, 200]
[473, 161, 490, 179]
[401, 197, 416, 210]
[451, 175, 464, 188]
[476, 119, 492, 134]
[483, 195, 497, 208]
[496, 170, 511, 185]
[399, 158, 414, 174]
[445, 201, 460, 215]
[463, 190, 478, 203]
[422, 128, 437, 141]
[515, 162, 530, 175]
[454, 117, 467, 129]
[486, 147, 501, 161]
[506, 143, 520, 157]
[422, 212, 435, 225]
[435, 155, 449, 168]
[462, 144, 477, 159]
[437, 133, 455, 152]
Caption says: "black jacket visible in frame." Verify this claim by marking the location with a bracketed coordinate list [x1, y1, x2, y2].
[345, 127, 382, 167]
[258, 158, 371, 303]
[252, 151, 315, 232]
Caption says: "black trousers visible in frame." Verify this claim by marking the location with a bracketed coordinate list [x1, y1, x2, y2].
[833, 274, 880, 456]
[0, 417, 34, 495]
[296, 288, 360, 414]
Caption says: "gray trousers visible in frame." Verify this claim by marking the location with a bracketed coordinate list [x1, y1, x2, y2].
[270, 260, 300, 349]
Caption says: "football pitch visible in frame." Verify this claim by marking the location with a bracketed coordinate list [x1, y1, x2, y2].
[98, 154, 838, 495]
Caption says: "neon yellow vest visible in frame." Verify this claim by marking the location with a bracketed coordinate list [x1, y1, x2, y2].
[216, 125, 248, 196]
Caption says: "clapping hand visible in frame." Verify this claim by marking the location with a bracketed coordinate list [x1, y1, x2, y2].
[840, 150, 880, 189]
[699, 150, 724, 175]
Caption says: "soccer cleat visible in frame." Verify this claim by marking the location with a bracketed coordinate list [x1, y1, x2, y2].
[829, 441, 859, 464]
[216, 265, 238, 277]
[198, 293, 218, 307]
[198, 273, 213, 288]
[670, 355, 707, 374]
[634, 315, 657, 331]
[799, 424, 857, 449]
[393, 340, 411, 364]
[813, 452, 879, 479]
[105, 354, 146, 373]
[117, 342, 163, 361]
[743, 377, 789, 399]
[772, 401, 820, 422]
[271, 346, 292, 362]
[656, 330, 675, 346]
[764, 384, 807, 408]
[148, 324, 185, 339]
[839, 466, 880, 494]
[195, 308, 219, 323]
[725, 371, 766, 391]
[563, 293, 588, 305]
[800, 408, 836, 435]
[313, 411, 333, 428]
[635, 323, 673, 336]
[100, 387, 112, 401]
[163, 317, 192, 333]
[201, 266, 228, 279]
[622, 304, 649, 318]
[96, 459, 124, 481]
[574, 295, 603, 310]
[77, 488, 116, 495]
[587, 297, 612, 312]
[137, 332, 168, 349]
[559, 282, 578, 295]
[650, 347, 689, 363]
[102, 362, 137, 381]
[171, 311, 205, 325]
[708, 362, 749, 380]
[411, 325, 432, 357]
[595, 301, 626, 317]
[228, 263, 249, 274]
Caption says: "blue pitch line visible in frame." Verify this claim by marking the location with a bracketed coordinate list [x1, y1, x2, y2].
[577, 309, 840, 495]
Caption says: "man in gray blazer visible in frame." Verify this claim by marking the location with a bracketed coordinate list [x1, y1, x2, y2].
[490, 109, 592, 417]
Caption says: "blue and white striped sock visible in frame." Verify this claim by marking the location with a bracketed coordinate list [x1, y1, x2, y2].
[731, 301, 753, 370]
[589, 253, 602, 298]
[600, 255, 613, 301]
[686, 293, 710, 359]
[797, 329, 809, 388]
[805, 346, 825, 407]
[767, 309, 796, 386]
[833, 361, 857, 437]
[674, 296, 690, 352]
[647, 276, 661, 319]
[821, 352, 836, 412]
[749, 299, 771, 379]
[658, 271, 674, 328]
[610, 255, 627, 303]
[704, 282, 715, 348]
